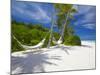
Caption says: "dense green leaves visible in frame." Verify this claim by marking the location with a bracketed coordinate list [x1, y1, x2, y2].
[54, 4, 81, 46]
[54, 4, 77, 39]
[11, 21, 60, 52]
[54, 4, 73, 15]
[11, 21, 49, 52]
[64, 35, 81, 46]
[11, 4, 81, 52]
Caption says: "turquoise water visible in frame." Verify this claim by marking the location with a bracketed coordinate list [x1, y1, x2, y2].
[81, 40, 95, 42]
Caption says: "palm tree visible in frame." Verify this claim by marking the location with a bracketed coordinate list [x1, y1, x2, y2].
[54, 4, 77, 42]
[47, 4, 77, 47]
[47, 11, 55, 48]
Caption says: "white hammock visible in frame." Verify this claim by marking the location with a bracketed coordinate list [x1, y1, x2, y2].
[52, 9, 71, 45]
[13, 35, 46, 49]
[52, 36, 63, 45]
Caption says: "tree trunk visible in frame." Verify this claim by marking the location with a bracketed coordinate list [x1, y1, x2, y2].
[47, 13, 54, 48]
[60, 12, 70, 42]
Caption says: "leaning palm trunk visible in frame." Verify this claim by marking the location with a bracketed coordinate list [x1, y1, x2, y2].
[60, 11, 70, 43]
[47, 13, 54, 48]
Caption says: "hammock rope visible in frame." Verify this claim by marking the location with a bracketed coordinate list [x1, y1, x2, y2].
[12, 34, 48, 49]
[52, 9, 71, 45]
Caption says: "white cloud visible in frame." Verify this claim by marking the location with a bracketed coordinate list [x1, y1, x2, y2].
[82, 23, 95, 29]
[34, 5, 51, 21]
[12, 1, 51, 23]
[74, 5, 94, 15]
[73, 5, 96, 30]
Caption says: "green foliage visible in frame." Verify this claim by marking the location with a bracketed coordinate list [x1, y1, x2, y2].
[11, 37, 24, 52]
[11, 21, 49, 52]
[11, 4, 81, 53]
[54, 4, 73, 15]
[54, 4, 77, 43]
[12, 9, 81, 52]
[64, 35, 81, 46]
[42, 32, 56, 48]
[11, 21, 59, 52]
[53, 32, 60, 40]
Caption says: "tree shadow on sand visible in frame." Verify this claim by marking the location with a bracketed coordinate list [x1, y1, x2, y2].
[81, 45, 92, 48]
[60, 46, 71, 55]
[48, 44, 93, 55]
[11, 52, 61, 74]
[49, 45, 71, 55]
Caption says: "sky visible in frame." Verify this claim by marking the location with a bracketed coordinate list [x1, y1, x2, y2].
[11, 0, 96, 40]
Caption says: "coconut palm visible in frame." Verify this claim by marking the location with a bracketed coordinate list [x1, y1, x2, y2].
[47, 4, 77, 47]
[54, 4, 77, 42]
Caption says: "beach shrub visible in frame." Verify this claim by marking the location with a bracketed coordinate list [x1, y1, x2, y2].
[11, 21, 60, 52]
[64, 35, 81, 46]
[42, 33, 55, 48]
[11, 21, 81, 52]
[11, 37, 24, 52]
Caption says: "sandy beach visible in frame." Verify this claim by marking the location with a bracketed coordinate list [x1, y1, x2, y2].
[11, 41, 95, 74]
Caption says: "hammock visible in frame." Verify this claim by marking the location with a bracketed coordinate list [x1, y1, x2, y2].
[52, 9, 71, 45]
[13, 35, 46, 49]
[52, 35, 63, 45]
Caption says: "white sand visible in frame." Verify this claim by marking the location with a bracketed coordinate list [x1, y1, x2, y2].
[11, 41, 95, 74]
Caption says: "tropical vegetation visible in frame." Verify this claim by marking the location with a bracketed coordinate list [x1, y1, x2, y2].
[11, 4, 81, 52]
